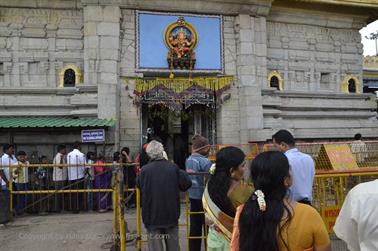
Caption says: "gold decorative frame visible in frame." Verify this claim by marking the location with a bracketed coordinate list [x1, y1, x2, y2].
[59, 65, 82, 88]
[164, 18, 198, 51]
[341, 75, 360, 94]
[267, 70, 284, 90]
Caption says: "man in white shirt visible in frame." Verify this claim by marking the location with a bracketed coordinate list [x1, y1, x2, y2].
[67, 142, 87, 213]
[272, 129, 315, 205]
[53, 145, 67, 212]
[334, 179, 378, 251]
[0, 144, 18, 190]
[350, 133, 368, 164]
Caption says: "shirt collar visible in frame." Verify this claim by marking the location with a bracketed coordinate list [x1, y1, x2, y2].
[4, 153, 14, 159]
[285, 148, 298, 154]
[192, 153, 205, 157]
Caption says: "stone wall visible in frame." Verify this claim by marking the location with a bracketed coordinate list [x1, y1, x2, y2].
[83, 5, 120, 119]
[261, 89, 378, 139]
[266, 7, 364, 93]
[258, 7, 378, 140]
[0, 7, 98, 117]
[216, 16, 241, 144]
[0, 8, 83, 88]
[0, 86, 97, 116]
[0, 0, 376, 150]
[82, 5, 122, 149]
[119, 9, 141, 154]
[235, 15, 268, 143]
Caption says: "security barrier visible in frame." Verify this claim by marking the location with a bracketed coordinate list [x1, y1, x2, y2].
[122, 141, 378, 250]
[208, 143, 259, 161]
[2, 140, 378, 250]
[263, 140, 378, 233]
[185, 172, 209, 251]
[313, 169, 378, 233]
[296, 141, 378, 170]
[0, 162, 129, 250]
[3, 163, 115, 214]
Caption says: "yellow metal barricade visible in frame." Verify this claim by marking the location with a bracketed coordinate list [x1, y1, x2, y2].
[1, 162, 122, 250]
[313, 169, 378, 233]
[208, 143, 259, 161]
[185, 172, 209, 251]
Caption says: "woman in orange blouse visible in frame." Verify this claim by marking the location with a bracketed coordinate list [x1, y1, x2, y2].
[230, 151, 331, 251]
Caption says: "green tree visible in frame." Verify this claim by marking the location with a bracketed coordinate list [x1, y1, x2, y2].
[365, 31, 378, 56]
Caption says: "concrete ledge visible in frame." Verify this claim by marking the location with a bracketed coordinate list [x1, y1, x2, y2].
[0, 87, 97, 95]
[262, 89, 376, 99]
[84, 0, 273, 16]
[0, 0, 82, 9]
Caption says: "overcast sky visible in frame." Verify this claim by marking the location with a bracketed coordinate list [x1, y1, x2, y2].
[360, 20, 378, 56]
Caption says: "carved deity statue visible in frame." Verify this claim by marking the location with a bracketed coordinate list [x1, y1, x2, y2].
[168, 28, 193, 59]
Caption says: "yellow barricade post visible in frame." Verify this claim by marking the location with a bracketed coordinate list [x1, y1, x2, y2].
[136, 187, 142, 251]
[112, 165, 119, 250]
[117, 165, 126, 251]
[313, 170, 378, 233]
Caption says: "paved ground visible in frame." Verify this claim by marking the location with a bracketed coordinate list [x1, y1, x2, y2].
[0, 212, 114, 251]
[0, 207, 348, 251]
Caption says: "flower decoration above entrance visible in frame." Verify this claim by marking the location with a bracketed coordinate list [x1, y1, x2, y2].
[164, 16, 198, 70]
[132, 76, 234, 112]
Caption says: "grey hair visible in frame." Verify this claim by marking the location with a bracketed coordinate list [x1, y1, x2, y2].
[146, 140, 165, 160]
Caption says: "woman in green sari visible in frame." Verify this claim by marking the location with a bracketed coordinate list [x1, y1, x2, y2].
[202, 146, 253, 251]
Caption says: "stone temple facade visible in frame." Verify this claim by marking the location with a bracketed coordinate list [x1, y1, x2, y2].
[0, 0, 377, 160]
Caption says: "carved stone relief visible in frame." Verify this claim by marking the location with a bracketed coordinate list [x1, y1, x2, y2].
[0, 8, 83, 88]
[268, 22, 360, 43]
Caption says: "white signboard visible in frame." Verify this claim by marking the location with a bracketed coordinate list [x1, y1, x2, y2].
[81, 129, 105, 142]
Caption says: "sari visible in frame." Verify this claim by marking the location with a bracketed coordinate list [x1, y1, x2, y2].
[94, 160, 111, 210]
[202, 182, 253, 251]
[231, 204, 320, 251]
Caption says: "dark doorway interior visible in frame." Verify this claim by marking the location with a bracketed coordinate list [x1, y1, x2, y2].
[143, 104, 214, 169]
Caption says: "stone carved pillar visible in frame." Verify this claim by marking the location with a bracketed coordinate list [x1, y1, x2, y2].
[84, 5, 121, 119]
[47, 24, 58, 87]
[84, 4, 121, 149]
[235, 14, 267, 142]
[3, 62, 12, 87]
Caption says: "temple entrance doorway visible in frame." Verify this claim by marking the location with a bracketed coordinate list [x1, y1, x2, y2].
[141, 104, 215, 169]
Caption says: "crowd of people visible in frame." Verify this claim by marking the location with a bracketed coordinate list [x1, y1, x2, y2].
[137, 130, 377, 251]
[0, 142, 136, 216]
[1, 131, 377, 251]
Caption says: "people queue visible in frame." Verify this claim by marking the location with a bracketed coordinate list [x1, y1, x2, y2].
[0, 141, 136, 215]
[1, 131, 376, 251]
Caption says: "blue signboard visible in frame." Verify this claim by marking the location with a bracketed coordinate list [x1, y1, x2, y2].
[81, 129, 105, 143]
[137, 11, 223, 73]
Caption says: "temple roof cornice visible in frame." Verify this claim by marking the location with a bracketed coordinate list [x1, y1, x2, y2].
[293, 0, 378, 8]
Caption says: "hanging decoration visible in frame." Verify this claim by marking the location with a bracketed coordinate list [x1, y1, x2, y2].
[132, 76, 234, 112]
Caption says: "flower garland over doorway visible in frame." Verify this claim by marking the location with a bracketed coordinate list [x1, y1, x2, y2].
[133, 76, 234, 112]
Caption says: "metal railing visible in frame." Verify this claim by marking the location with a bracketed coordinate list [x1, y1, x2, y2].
[0, 162, 133, 251]
[2, 141, 378, 250]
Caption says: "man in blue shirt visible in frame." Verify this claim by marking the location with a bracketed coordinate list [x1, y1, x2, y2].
[186, 135, 212, 251]
[272, 130, 315, 205]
